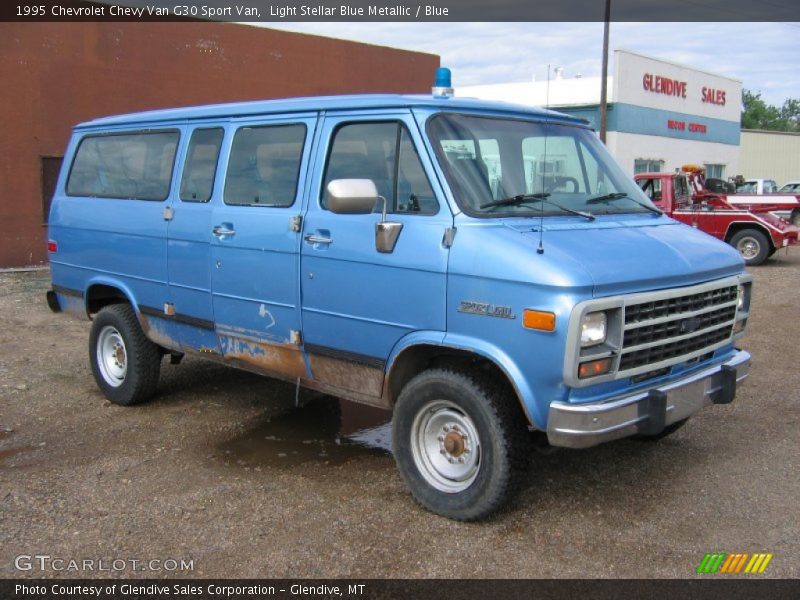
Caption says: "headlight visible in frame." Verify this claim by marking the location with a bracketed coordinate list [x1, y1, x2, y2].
[580, 311, 607, 347]
[737, 284, 745, 310]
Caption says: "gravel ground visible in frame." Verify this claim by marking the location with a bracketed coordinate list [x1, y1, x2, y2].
[1, 250, 798, 579]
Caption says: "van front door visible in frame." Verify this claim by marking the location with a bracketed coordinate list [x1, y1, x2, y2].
[300, 114, 451, 403]
[210, 115, 317, 381]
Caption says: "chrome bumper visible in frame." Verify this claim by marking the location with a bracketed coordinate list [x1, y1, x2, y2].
[547, 351, 750, 449]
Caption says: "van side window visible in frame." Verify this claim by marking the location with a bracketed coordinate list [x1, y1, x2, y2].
[397, 127, 438, 213]
[224, 124, 306, 207]
[323, 122, 438, 214]
[179, 128, 223, 202]
[66, 131, 179, 201]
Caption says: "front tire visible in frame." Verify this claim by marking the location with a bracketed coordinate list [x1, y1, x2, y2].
[89, 304, 161, 405]
[730, 229, 770, 266]
[392, 368, 529, 521]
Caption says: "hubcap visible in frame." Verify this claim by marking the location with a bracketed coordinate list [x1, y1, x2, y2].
[97, 326, 127, 387]
[411, 400, 481, 493]
[736, 237, 760, 260]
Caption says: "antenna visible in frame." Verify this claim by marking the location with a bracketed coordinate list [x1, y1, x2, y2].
[538, 65, 551, 255]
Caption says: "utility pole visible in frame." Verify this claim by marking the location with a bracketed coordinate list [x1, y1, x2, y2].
[599, 0, 611, 143]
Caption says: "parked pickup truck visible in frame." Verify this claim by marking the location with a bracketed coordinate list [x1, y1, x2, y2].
[735, 178, 779, 194]
[636, 167, 799, 266]
[731, 177, 800, 225]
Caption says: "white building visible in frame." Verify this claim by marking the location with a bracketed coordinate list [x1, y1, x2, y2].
[459, 50, 743, 179]
[740, 129, 800, 185]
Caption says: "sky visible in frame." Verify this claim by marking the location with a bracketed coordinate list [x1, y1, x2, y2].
[260, 22, 800, 107]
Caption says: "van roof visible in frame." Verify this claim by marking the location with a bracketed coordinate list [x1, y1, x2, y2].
[76, 94, 588, 129]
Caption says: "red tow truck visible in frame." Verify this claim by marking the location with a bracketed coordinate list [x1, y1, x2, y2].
[636, 166, 799, 266]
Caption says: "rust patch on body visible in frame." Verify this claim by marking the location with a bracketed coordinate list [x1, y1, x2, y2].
[139, 316, 180, 351]
[308, 354, 384, 398]
[219, 335, 307, 380]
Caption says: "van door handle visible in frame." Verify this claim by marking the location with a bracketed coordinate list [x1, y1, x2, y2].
[212, 225, 236, 237]
[304, 234, 332, 245]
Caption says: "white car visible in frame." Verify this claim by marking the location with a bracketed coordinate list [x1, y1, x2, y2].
[736, 178, 779, 194]
[778, 181, 800, 194]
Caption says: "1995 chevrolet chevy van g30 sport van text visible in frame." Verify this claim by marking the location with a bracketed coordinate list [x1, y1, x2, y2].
[47, 69, 752, 520]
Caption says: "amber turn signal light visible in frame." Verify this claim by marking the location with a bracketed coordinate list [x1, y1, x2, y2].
[578, 358, 612, 379]
[523, 309, 556, 331]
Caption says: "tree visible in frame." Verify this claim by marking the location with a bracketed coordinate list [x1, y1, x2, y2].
[741, 90, 800, 132]
[780, 98, 800, 132]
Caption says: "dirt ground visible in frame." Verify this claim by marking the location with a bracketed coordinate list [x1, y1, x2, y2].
[1, 250, 798, 579]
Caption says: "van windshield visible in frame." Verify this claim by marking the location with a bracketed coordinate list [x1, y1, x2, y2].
[427, 113, 657, 217]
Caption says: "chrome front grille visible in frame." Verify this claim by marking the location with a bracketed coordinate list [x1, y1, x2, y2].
[624, 286, 738, 325]
[565, 274, 751, 388]
[619, 285, 738, 374]
[620, 326, 732, 371]
[622, 305, 736, 349]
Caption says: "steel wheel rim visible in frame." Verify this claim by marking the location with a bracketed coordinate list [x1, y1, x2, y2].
[411, 400, 481, 493]
[97, 326, 127, 387]
[736, 237, 760, 260]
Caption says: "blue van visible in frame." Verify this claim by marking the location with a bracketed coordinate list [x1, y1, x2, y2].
[47, 70, 752, 520]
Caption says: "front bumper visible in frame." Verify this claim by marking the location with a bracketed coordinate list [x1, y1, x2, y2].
[547, 350, 750, 449]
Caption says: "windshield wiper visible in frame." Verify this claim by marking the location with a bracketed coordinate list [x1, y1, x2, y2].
[586, 192, 662, 215]
[480, 192, 550, 208]
[480, 193, 595, 221]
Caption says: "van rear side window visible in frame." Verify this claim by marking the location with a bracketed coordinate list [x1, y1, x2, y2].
[179, 128, 224, 203]
[66, 131, 179, 201]
[224, 124, 306, 207]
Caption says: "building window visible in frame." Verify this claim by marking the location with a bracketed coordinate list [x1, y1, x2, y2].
[41, 156, 63, 223]
[704, 163, 725, 179]
[634, 159, 662, 174]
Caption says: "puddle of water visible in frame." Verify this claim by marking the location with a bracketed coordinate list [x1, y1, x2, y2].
[0, 446, 31, 462]
[0, 428, 40, 465]
[219, 396, 393, 468]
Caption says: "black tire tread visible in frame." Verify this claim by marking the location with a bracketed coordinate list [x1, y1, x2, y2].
[730, 229, 770, 266]
[89, 303, 161, 406]
[393, 367, 530, 521]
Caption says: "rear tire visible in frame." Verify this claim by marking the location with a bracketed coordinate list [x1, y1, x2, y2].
[89, 304, 161, 406]
[392, 368, 529, 521]
[730, 229, 770, 266]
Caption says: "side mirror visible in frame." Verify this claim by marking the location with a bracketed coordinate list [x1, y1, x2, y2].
[326, 178, 404, 254]
[326, 179, 379, 214]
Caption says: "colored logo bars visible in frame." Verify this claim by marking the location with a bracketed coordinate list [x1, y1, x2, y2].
[697, 552, 773, 574]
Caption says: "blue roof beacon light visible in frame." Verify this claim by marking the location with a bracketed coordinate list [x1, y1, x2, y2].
[432, 67, 454, 99]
